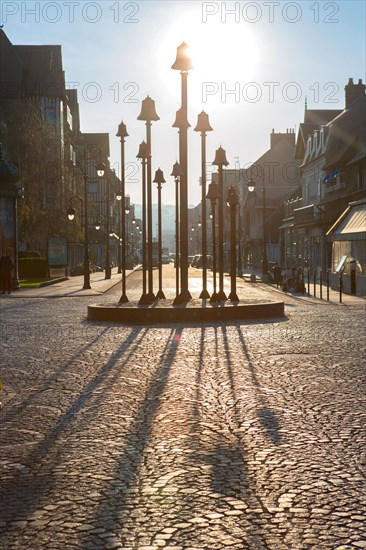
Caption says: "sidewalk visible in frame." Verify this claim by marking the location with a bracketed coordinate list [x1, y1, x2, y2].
[3, 268, 131, 298]
[3, 267, 365, 307]
[262, 280, 366, 307]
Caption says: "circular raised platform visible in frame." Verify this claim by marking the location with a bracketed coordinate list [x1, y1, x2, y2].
[87, 298, 285, 324]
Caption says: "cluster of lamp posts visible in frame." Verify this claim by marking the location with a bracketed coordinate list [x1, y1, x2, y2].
[68, 43, 256, 304]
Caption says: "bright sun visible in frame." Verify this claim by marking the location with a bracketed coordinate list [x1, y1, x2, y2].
[156, 9, 260, 111]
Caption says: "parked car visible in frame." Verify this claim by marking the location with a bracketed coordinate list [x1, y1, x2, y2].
[191, 254, 213, 269]
[161, 255, 170, 264]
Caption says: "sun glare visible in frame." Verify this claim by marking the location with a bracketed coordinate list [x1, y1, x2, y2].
[157, 9, 259, 108]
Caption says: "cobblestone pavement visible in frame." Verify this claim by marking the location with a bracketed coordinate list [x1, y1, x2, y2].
[0, 267, 366, 549]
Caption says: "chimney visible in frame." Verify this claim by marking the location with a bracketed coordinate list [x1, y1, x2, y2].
[270, 129, 295, 149]
[345, 78, 366, 108]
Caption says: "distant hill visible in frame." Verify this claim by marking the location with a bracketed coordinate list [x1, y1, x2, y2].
[134, 204, 176, 233]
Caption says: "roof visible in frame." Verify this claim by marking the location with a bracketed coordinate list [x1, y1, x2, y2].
[295, 109, 342, 159]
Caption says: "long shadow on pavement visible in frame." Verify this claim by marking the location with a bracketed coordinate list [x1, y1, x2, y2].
[0, 325, 146, 527]
[79, 326, 181, 548]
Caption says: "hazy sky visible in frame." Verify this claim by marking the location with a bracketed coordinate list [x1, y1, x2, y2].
[2, 0, 365, 205]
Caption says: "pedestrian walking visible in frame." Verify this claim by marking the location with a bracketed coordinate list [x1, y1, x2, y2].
[0, 255, 14, 294]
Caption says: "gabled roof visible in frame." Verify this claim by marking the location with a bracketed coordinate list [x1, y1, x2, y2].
[295, 109, 342, 159]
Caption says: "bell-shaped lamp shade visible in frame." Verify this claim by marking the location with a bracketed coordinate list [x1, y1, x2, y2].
[137, 96, 160, 122]
[96, 161, 106, 177]
[67, 207, 76, 221]
[136, 141, 150, 160]
[194, 111, 213, 133]
[171, 42, 193, 71]
[95, 221, 101, 231]
[171, 161, 184, 178]
[153, 168, 166, 185]
[116, 191, 122, 201]
[132, 217, 136, 225]
[212, 146, 229, 167]
[172, 108, 191, 129]
[116, 121, 129, 139]
[198, 218, 202, 227]
[247, 179, 255, 192]
[206, 182, 221, 201]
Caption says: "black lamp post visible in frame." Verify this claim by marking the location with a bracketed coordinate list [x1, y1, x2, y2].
[246, 177, 267, 277]
[116, 121, 129, 302]
[227, 185, 239, 302]
[171, 161, 184, 300]
[115, 188, 122, 274]
[138, 96, 159, 303]
[67, 193, 90, 289]
[172, 42, 193, 303]
[246, 177, 264, 274]
[194, 111, 213, 299]
[190, 224, 195, 256]
[137, 141, 150, 305]
[124, 200, 130, 267]
[207, 182, 220, 303]
[212, 146, 229, 301]
[238, 178, 255, 276]
[95, 159, 110, 278]
[153, 168, 166, 299]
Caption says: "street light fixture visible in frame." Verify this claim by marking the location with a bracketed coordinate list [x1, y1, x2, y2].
[207, 182, 221, 303]
[153, 168, 166, 299]
[194, 110, 213, 299]
[171, 161, 184, 300]
[67, 207, 76, 221]
[138, 95, 160, 303]
[172, 42, 193, 303]
[66, 194, 90, 289]
[226, 185, 240, 302]
[115, 190, 122, 274]
[116, 121, 129, 300]
[95, 159, 112, 280]
[213, 146, 229, 301]
[137, 140, 150, 305]
[66, 149, 94, 289]
[246, 177, 267, 276]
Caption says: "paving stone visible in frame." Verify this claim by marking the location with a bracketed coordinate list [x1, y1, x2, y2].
[0, 273, 365, 549]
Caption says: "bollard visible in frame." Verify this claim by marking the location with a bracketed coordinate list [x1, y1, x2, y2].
[307, 268, 310, 295]
[326, 269, 330, 301]
[339, 271, 343, 303]
[301, 269, 305, 294]
[313, 269, 317, 298]
[319, 269, 323, 300]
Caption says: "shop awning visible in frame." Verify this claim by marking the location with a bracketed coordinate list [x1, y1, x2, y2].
[327, 200, 366, 241]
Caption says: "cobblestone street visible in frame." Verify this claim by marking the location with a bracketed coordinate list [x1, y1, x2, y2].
[0, 268, 365, 549]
